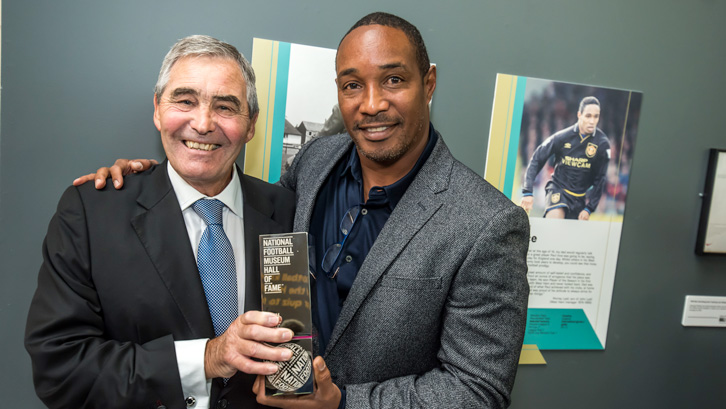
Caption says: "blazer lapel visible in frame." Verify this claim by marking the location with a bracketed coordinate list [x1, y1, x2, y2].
[131, 163, 215, 338]
[294, 136, 353, 233]
[325, 135, 455, 355]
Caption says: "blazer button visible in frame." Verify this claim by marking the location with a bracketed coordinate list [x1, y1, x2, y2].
[217, 399, 228, 409]
[185, 396, 196, 407]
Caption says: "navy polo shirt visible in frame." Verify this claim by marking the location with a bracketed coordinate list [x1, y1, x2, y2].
[309, 123, 438, 355]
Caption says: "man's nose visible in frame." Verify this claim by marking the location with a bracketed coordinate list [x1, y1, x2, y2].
[360, 86, 389, 115]
[191, 106, 216, 134]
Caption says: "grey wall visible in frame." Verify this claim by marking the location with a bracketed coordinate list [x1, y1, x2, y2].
[2, 1, 724, 408]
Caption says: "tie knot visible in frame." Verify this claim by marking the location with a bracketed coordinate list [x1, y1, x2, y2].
[192, 199, 225, 226]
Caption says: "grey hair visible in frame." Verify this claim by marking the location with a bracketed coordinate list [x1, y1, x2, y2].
[154, 35, 259, 117]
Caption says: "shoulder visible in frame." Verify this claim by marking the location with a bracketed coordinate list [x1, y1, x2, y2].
[63, 164, 177, 230]
[426, 137, 526, 224]
[553, 124, 577, 141]
[48, 166, 167, 240]
[536, 125, 572, 151]
[452, 161, 523, 217]
[240, 172, 294, 203]
[73, 164, 167, 204]
[297, 133, 351, 160]
[281, 134, 352, 189]
[594, 129, 610, 147]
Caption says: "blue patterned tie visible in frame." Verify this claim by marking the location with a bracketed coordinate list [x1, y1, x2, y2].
[192, 199, 238, 338]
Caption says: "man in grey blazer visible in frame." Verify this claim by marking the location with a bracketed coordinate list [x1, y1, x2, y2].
[77, 13, 529, 409]
[257, 13, 529, 409]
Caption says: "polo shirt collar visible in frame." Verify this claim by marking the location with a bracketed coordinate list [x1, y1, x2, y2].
[340, 122, 438, 208]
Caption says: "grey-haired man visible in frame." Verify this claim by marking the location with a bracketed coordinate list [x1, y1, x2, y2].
[26, 35, 298, 409]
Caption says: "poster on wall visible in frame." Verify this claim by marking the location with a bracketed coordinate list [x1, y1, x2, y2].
[696, 149, 726, 255]
[244, 38, 340, 183]
[485, 74, 643, 350]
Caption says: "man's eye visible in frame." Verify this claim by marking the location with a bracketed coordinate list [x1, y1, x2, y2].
[388, 76, 403, 84]
[217, 105, 238, 114]
[177, 99, 192, 105]
[343, 82, 361, 90]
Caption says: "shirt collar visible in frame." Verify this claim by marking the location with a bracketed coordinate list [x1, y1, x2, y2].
[572, 122, 596, 138]
[570, 123, 580, 135]
[167, 161, 243, 217]
[341, 122, 438, 208]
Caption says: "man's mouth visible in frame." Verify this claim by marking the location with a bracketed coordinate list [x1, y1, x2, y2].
[365, 126, 390, 132]
[184, 141, 220, 151]
[357, 124, 397, 141]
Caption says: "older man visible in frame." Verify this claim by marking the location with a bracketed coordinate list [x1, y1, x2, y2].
[26, 35, 297, 409]
[77, 13, 530, 409]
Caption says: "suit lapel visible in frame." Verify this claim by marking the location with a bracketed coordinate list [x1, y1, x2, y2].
[131, 163, 215, 338]
[239, 169, 290, 312]
[325, 135, 455, 355]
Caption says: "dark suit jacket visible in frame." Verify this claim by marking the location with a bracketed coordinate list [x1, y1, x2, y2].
[279, 131, 530, 409]
[25, 163, 294, 409]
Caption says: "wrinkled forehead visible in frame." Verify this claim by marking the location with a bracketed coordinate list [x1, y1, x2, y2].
[169, 55, 243, 76]
[167, 56, 246, 90]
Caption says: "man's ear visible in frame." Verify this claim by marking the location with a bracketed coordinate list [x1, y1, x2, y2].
[424, 64, 437, 104]
[153, 94, 162, 131]
[244, 113, 258, 144]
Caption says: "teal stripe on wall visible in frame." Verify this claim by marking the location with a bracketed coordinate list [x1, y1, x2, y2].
[267, 41, 291, 183]
[503, 76, 526, 199]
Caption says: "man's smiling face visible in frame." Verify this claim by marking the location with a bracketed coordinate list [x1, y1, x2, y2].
[335, 24, 435, 167]
[153, 55, 256, 196]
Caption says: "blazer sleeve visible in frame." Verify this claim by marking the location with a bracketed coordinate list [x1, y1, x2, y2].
[25, 186, 184, 409]
[345, 205, 530, 409]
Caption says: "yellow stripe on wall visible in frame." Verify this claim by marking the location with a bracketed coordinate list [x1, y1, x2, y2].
[485, 74, 517, 191]
[245, 39, 278, 181]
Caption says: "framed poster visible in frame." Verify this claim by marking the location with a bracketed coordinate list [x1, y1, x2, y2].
[244, 38, 338, 183]
[485, 74, 643, 350]
[696, 149, 726, 255]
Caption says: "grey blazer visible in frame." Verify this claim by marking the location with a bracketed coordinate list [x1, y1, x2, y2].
[279, 130, 530, 409]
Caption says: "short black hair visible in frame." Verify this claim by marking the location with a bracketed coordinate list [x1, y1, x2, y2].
[339, 12, 431, 79]
[579, 96, 600, 113]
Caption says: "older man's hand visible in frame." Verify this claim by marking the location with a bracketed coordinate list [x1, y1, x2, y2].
[253, 356, 341, 409]
[72, 158, 158, 189]
[205, 311, 294, 379]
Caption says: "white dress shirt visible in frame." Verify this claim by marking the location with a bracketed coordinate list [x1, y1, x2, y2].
[167, 162, 246, 408]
